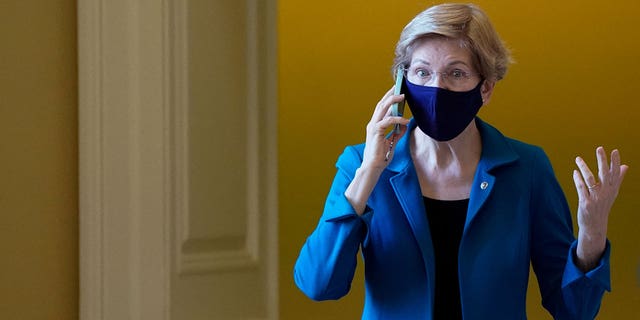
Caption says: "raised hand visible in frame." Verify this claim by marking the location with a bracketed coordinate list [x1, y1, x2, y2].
[573, 146, 629, 271]
[344, 86, 409, 215]
[361, 86, 410, 170]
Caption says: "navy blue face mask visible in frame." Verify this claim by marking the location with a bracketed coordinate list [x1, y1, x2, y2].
[402, 78, 484, 141]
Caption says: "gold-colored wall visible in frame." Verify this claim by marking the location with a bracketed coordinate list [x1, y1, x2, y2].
[279, 1, 640, 319]
[0, 1, 78, 319]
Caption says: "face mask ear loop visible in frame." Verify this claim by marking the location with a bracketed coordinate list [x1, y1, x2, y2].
[479, 78, 487, 104]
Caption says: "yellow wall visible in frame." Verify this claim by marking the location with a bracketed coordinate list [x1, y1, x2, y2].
[279, 1, 640, 319]
[0, 1, 78, 319]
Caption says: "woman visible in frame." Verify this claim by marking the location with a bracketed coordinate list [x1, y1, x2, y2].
[293, 3, 628, 319]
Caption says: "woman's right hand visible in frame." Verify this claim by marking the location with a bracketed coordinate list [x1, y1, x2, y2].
[345, 86, 409, 215]
[361, 86, 410, 171]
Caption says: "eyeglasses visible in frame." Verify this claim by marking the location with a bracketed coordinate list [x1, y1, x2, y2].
[404, 66, 480, 87]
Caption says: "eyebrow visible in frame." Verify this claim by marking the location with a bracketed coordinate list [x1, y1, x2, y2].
[411, 59, 471, 68]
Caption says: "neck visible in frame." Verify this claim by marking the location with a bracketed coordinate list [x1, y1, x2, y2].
[411, 120, 482, 170]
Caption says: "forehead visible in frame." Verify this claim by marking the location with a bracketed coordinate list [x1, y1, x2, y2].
[409, 37, 474, 66]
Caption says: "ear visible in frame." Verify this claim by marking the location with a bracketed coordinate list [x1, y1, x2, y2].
[480, 80, 496, 105]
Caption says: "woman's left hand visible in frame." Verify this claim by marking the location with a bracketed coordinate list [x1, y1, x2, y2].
[573, 146, 629, 271]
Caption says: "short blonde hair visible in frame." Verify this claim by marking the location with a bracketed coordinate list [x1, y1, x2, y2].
[392, 3, 512, 81]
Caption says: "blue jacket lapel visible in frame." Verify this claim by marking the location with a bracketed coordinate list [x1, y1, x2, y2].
[389, 166, 434, 266]
[386, 124, 436, 296]
[465, 119, 519, 231]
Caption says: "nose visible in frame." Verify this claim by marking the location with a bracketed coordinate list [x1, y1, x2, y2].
[426, 73, 449, 89]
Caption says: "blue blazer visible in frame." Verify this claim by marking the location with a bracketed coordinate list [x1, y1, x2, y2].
[294, 118, 611, 319]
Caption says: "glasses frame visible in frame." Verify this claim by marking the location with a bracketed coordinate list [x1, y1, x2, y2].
[403, 66, 482, 87]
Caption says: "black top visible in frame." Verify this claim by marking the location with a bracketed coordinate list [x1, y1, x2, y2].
[424, 196, 469, 320]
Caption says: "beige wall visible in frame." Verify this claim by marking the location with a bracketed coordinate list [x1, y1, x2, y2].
[279, 0, 640, 319]
[0, 1, 78, 319]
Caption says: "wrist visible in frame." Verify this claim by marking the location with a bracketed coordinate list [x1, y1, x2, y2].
[344, 165, 384, 215]
[576, 231, 607, 271]
[577, 226, 607, 247]
[355, 164, 384, 180]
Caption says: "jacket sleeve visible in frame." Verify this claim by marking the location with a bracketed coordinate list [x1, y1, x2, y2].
[293, 145, 373, 301]
[530, 147, 611, 320]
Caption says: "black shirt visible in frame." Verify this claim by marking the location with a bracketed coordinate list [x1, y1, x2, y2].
[424, 196, 469, 320]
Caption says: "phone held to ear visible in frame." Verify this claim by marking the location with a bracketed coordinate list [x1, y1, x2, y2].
[391, 66, 406, 134]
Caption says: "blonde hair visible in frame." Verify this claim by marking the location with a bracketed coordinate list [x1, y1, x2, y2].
[392, 3, 512, 81]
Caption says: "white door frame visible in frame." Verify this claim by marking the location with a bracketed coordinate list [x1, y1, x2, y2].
[78, 0, 278, 319]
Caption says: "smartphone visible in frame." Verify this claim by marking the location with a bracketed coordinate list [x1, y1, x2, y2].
[391, 66, 406, 134]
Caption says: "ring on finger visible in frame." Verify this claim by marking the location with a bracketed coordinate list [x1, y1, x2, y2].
[587, 182, 600, 189]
